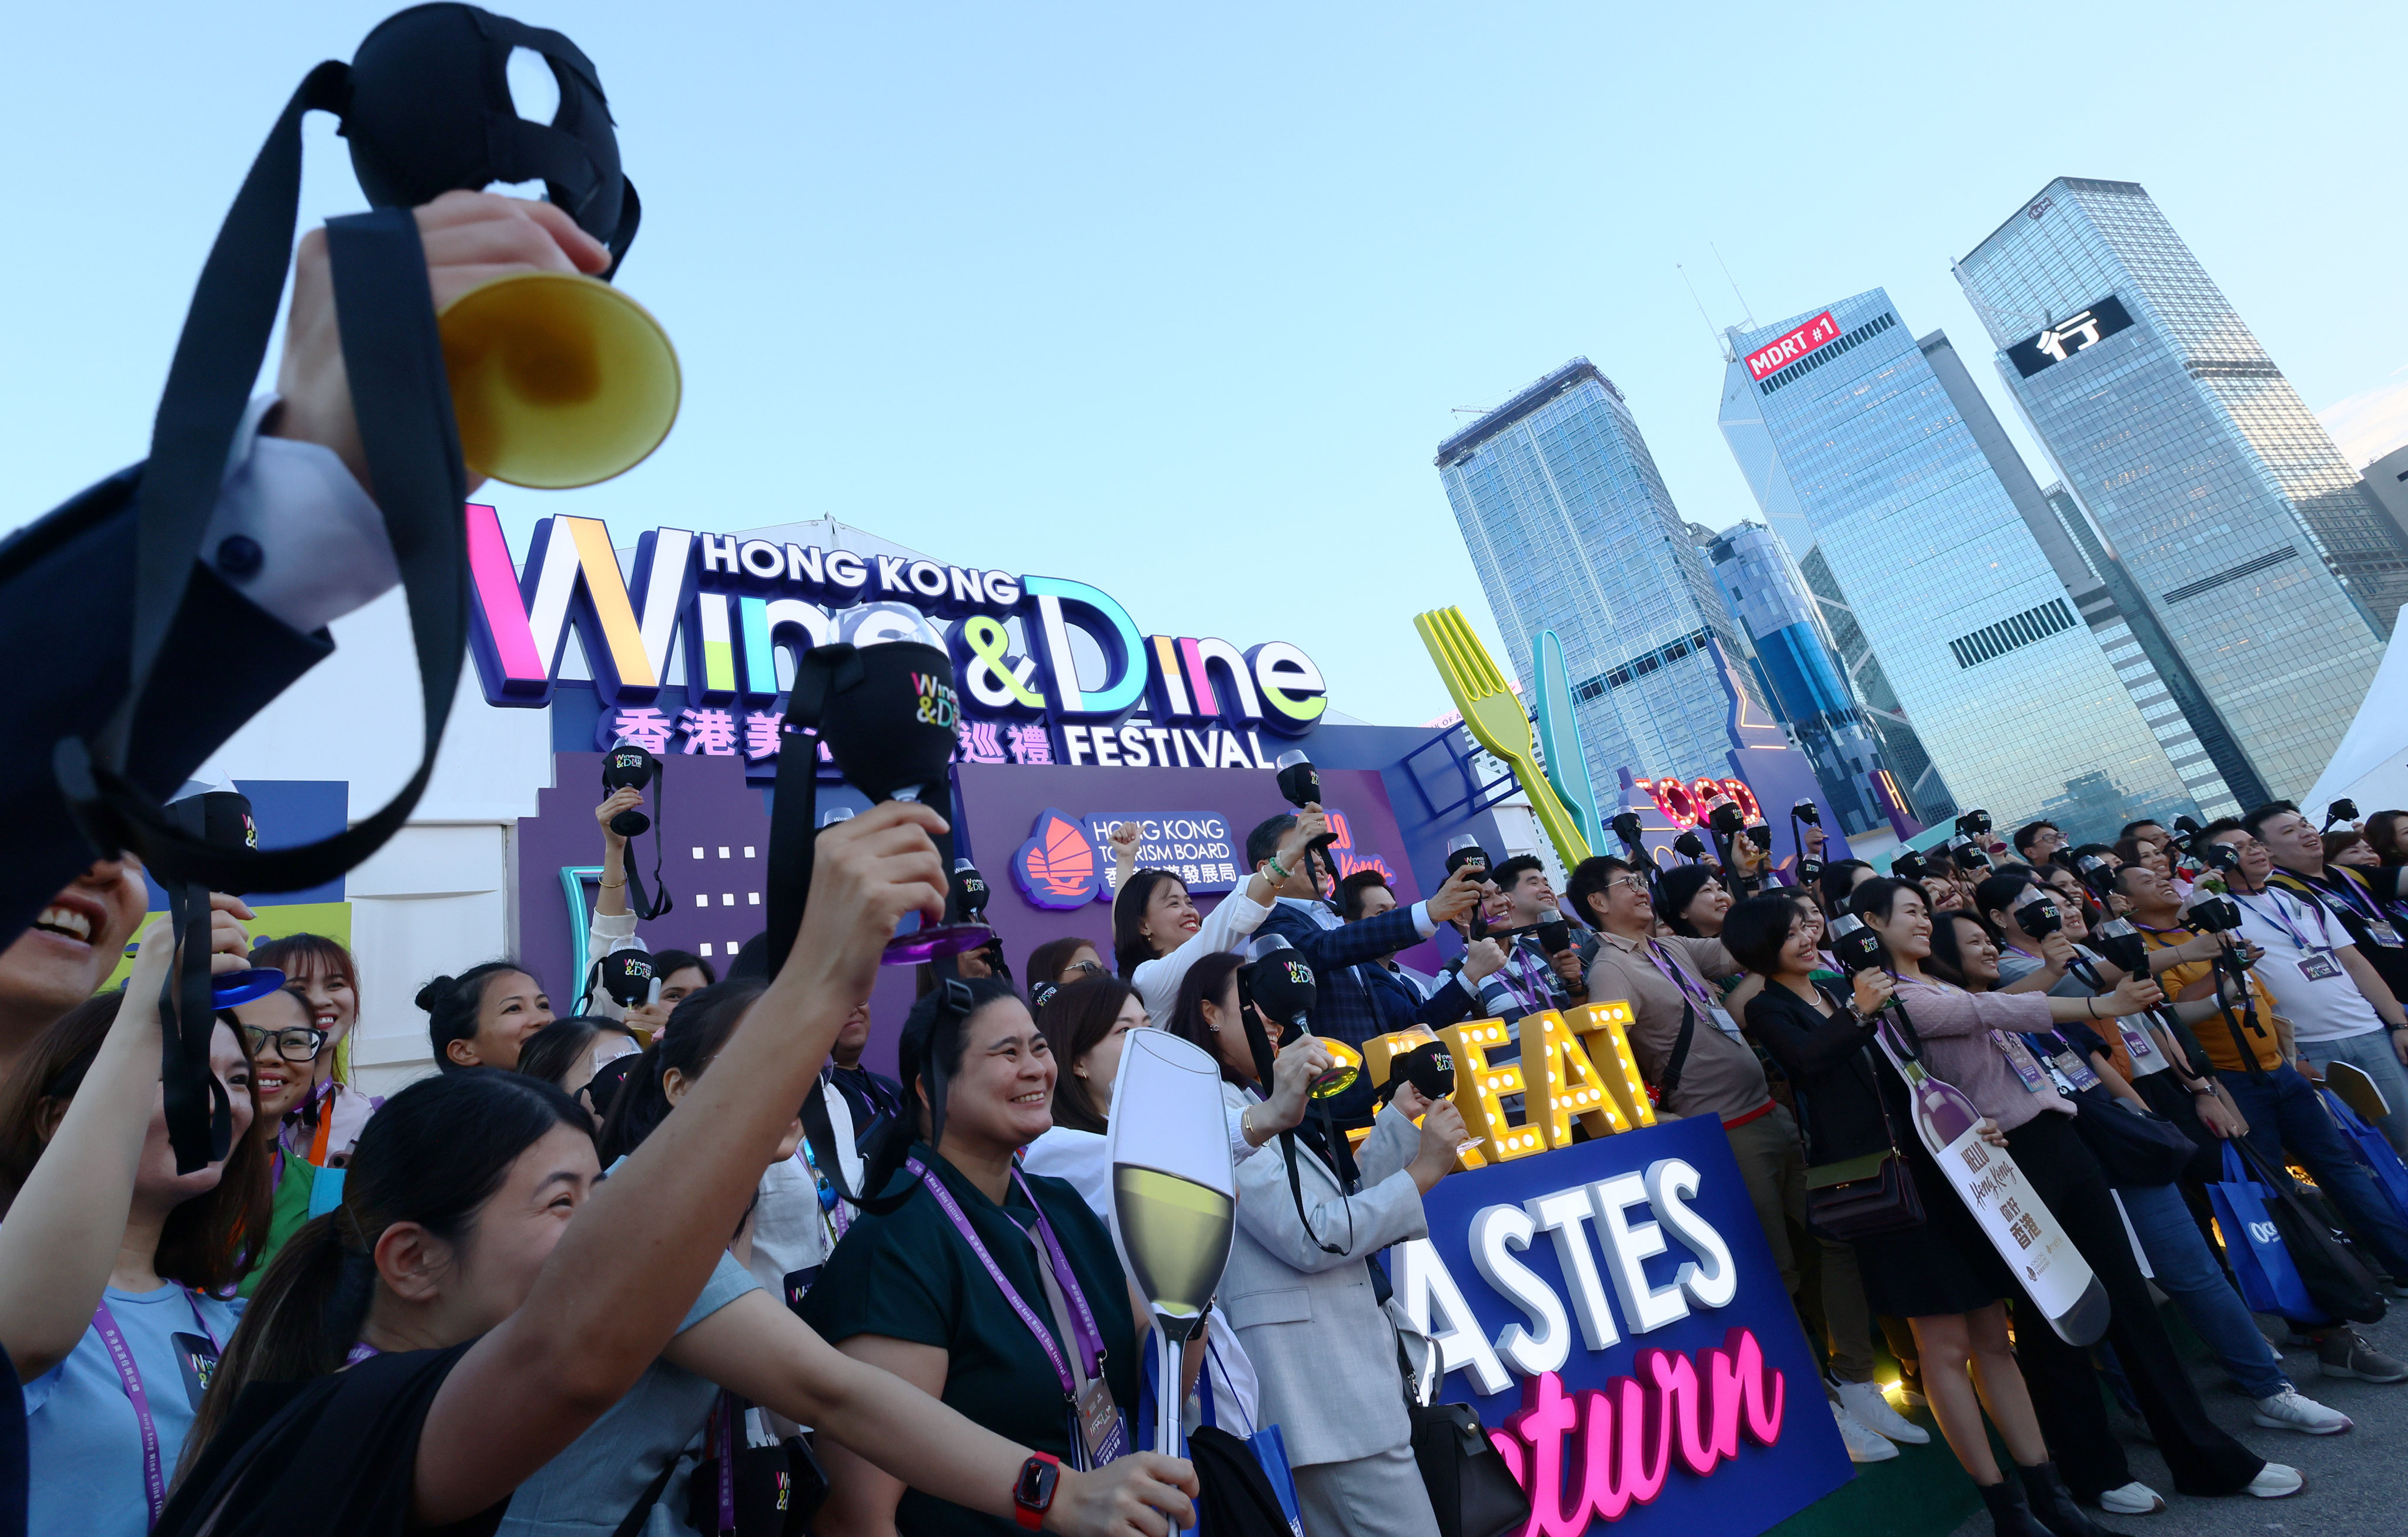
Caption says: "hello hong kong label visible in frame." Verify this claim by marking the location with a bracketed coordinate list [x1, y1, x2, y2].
[1385, 1114, 1850, 1534]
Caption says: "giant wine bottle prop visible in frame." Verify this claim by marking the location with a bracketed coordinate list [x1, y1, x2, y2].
[1105, 1029, 1238, 1453]
[1828, 916, 2110, 1346]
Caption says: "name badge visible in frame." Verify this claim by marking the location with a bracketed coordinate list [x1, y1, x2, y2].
[2299, 950, 2344, 983]
[1709, 1006, 1744, 1040]
[1993, 1031, 2048, 1092]
[171, 1332, 221, 1411]
[2050, 1050, 2102, 1092]
[2363, 921, 2403, 948]
[2114, 1020, 2169, 1077]
[1075, 1376, 1128, 1466]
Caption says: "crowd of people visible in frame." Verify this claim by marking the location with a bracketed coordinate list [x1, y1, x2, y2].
[11, 778, 2408, 1537]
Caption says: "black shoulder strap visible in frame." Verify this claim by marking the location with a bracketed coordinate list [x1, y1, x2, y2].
[800, 1075, 916, 1218]
[609, 1454, 679, 1537]
[54, 61, 469, 900]
[1659, 1000, 1697, 1097]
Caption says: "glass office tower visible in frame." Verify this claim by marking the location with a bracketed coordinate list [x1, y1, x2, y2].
[1718, 288, 2206, 840]
[1956, 178, 2405, 802]
[1437, 359, 1762, 791]
[1700, 521, 1896, 836]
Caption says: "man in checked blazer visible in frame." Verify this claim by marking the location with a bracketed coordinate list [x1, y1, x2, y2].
[1245, 811, 1484, 1119]
[1221, 1080, 1470, 1537]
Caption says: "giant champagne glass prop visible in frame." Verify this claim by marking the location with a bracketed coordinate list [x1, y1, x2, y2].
[787, 641, 994, 964]
[1827, 914, 2110, 1345]
[1106, 1030, 1238, 1455]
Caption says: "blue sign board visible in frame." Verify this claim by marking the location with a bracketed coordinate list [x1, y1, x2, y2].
[1388, 1115, 1851, 1534]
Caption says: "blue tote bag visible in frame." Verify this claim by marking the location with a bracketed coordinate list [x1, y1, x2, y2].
[1141, 1332, 1305, 1537]
[2321, 1087, 2408, 1227]
[2209, 1141, 2323, 1322]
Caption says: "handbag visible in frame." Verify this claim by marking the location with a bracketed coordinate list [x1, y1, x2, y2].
[2066, 1086, 2197, 1189]
[682, 1393, 824, 1537]
[1399, 1339, 1529, 1537]
[1800, 1017, 1924, 1241]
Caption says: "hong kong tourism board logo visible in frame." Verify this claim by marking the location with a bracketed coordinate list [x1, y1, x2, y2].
[1014, 810, 1104, 909]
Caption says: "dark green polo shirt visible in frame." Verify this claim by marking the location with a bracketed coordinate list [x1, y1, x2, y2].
[800, 1145, 1138, 1537]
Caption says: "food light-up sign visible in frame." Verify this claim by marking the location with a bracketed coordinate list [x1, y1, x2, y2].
[1633, 776, 1763, 828]
[463, 509, 1331, 760]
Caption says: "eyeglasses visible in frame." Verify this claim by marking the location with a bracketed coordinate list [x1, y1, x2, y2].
[241, 1024, 328, 1063]
[1607, 875, 1649, 894]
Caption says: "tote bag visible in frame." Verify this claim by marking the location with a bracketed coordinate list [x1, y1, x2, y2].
[2321, 1087, 2408, 1229]
[2209, 1141, 2322, 1321]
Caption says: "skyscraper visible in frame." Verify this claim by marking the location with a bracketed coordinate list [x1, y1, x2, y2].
[1955, 178, 2408, 802]
[1718, 288, 2209, 840]
[1436, 359, 1763, 793]
[1698, 520, 1900, 836]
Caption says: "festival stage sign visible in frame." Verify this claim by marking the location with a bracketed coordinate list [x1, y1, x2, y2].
[463, 510, 1330, 773]
[1389, 1112, 1851, 1536]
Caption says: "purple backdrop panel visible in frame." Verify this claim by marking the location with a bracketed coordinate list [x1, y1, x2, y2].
[519, 751, 780, 1007]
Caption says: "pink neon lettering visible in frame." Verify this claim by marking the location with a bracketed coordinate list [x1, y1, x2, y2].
[1497, 1330, 1784, 1535]
[466, 504, 545, 688]
[1178, 638, 1217, 716]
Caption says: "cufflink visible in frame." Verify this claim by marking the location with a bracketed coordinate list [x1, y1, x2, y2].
[216, 534, 265, 580]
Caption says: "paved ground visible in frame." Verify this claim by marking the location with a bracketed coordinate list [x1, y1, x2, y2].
[1941, 1307, 2408, 1537]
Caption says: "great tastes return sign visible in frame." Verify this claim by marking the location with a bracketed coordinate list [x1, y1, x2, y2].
[1390, 1114, 1851, 1535]
[1743, 313, 1841, 382]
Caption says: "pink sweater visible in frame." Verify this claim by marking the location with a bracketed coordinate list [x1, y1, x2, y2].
[1892, 977, 2072, 1134]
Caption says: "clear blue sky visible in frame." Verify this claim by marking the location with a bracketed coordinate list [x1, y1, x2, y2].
[8, 2, 2404, 727]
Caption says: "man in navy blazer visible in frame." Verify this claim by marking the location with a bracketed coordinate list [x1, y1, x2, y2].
[0, 194, 606, 955]
[1245, 811, 1482, 1118]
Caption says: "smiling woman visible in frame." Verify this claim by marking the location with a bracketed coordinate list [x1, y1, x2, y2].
[801, 978, 1160, 1536]
[418, 961, 555, 1073]
[0, 858, 150, 1078]
[229, 987, 329, 1297]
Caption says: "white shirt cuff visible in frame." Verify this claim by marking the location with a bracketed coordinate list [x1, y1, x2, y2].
[203, 395, 399, 635]
[1411, 901, 1437, 939]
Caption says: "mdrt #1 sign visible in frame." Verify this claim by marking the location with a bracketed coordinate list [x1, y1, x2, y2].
[1387, 1115, 1851, 1535]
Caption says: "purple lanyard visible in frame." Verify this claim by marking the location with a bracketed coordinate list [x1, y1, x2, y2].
[343, 1341, 381, 1366]
[2233, 888, 2327, 954]
[93, 1292, 216, 1529]
[1644, 941, 1721, 1014]
[2298, 870, 2388, 926]
[711, 1391, 737, 1534]
[909, 1158, 1106, 1393]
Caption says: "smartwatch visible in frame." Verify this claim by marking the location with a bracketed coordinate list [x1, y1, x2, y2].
[1013, 1452, 1061, 1531]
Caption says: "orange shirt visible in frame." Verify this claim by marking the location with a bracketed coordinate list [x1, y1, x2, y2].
[2139, 924, 2282, 1072]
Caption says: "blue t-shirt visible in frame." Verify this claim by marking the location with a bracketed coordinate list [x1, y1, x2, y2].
[25, 1283, 241, 1537]
[495, 1251, 763, 1536]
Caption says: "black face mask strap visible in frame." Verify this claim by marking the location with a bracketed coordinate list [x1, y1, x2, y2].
[55, 64, 471, 901]
[161, 800, 232, 1174]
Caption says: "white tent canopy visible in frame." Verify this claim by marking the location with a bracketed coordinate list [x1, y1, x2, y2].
[2307, 612, 2408, 816]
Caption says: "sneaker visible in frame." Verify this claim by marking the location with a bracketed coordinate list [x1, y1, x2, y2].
[1831, 1401, 1899, 1463]
[2097, 1481, 2165, 1514]
[1833, 1378, 1930, 1445]
[2317, 1325, 2408, 1383]
[2251, 1387, 2353, 1435]
[2246, 1464, 2304, 1498]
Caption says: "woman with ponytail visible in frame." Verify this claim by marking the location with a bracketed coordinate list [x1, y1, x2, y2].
[0, 909, 265, 1537]
[418, 961, 553, 1072]
[159, 803, 1194, 1537]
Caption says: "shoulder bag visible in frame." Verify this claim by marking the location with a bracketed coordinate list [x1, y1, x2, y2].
[1398, 1338, 1529, 1537]
[1800, 995, 1925, 1241]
